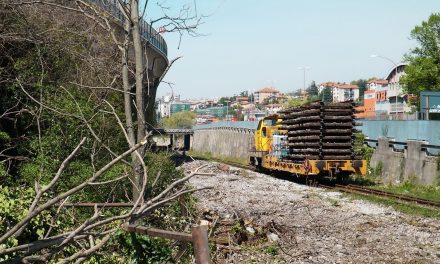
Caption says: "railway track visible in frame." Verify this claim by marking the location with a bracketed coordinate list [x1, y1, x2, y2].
[331, 184, 440, 208]
[199, 158, 440, 209]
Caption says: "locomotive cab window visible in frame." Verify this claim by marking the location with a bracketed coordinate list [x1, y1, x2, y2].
[262, 127, 267, 137]
[263, 119, 276, 126]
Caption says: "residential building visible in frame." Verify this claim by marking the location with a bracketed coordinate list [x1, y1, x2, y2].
[356, 64, 414, 119]
[157, 94, 174, 118]
[370, 64, 410, 119]
[170, 102, 191, 114]
[370, 79, 389, 118]
[235, 96, 249, 104]
[195, 106, 227, 117]
[254, 87, 280, 104]
[363, 90, 377, 118]
[318, 82, 359, 102]
[385, 63, 411, 118]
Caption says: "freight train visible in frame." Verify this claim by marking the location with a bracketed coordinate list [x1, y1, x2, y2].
[249, 101, 366, 179]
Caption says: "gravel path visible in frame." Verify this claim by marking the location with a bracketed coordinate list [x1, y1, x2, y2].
[183, 160, 440, 264]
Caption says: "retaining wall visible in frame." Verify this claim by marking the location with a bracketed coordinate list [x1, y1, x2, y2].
[191, 128, 254, 161]
[192, 127, 439, 185]
[370, 138, 439, 185]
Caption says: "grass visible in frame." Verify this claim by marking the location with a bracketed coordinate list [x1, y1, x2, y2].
[187, 150, 248, 166]
[347, 192, 440, 218]
[345, 174, 440, 218]
[373, 181, 440, 202]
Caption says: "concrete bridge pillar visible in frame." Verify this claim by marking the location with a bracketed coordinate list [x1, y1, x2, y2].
[403, 140, 438, 184]
[370, 138, 405, 184]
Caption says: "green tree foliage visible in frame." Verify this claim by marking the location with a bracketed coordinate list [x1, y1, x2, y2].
[306, 81, 319, 97]
[160, 111, 196, 128]
[351, 79, 368, 102]
[319, 87, 333, 102]
[400, 13, 440, 96]
[218, 96, 233, 106]
[283, 98, 308, 107]
[239, 90, 249, 97]
[0, 4, 196, 262]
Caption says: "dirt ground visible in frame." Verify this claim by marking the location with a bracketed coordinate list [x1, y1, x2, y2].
[182, 160, 440, 264]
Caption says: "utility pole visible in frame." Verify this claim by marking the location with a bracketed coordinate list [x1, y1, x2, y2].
[297, 66, 311, 97]
[225, 100, 230, 122]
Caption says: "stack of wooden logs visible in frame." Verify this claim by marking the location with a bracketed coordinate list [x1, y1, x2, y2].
[279, 101, 361, 161]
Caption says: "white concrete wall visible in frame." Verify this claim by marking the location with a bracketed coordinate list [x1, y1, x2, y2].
[192, 128, 255, 160]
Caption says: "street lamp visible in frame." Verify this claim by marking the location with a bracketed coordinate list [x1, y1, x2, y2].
[370, 54, 400, 119]
[297, 66, 311, 97]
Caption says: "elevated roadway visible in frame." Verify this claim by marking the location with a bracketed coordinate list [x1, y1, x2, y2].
[88, 0, 169, 123]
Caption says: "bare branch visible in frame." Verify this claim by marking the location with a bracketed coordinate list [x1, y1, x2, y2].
[13, 138, 87, 239]
[0, 136, 148, 245]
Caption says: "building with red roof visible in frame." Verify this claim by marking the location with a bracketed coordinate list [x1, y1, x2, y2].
[254, 87, 280, 104]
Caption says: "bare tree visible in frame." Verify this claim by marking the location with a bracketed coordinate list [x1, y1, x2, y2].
[0, 0, 205, 262]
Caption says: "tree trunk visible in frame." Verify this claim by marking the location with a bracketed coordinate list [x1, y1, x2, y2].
[121, 16, 140, 201]
[130, 0, 146, 201]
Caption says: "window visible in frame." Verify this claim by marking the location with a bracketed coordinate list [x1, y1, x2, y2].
[263, 119, 276, 126]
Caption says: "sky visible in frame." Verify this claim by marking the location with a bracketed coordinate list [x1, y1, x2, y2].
[144, 0, 440, 99]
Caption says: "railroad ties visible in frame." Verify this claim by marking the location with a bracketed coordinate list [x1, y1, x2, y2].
[279, 101, 362, 161]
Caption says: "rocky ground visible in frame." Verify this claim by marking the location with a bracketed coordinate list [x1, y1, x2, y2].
[182, 160, 440, 264]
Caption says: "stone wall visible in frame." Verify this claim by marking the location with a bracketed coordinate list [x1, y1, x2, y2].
[191, 128, 255, 161]
[370, 138, 439, 185]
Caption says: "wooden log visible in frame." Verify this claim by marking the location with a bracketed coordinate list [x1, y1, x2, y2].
[321, 155, 363, 160]
[322, 142, 353, 147]
[321, 129, 354, 134]
[288, 136, 320, 141]
[291, 148, 320, 153]
[287, 142, 320, 147]
[282, 116, 321, 124]
[282, 122, 322, 129]
[283, 109, 321, 118]
[322, 122, 354, 127]
[288, 130, 321, 135]
[322, 108, 355, 113]
[323, 116, 354, 121]
[321, 149, 353, 153]
[321, 135, 354, 140]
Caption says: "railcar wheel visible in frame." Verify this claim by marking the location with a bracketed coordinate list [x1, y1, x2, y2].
[336, 172, 350, 184]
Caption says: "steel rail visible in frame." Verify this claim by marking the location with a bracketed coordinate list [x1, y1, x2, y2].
[204, 158, 440, 209]
[333, 184, 440, 208]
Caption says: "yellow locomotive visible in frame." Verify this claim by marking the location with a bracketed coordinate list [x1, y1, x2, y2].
[249, 102, 366, 178]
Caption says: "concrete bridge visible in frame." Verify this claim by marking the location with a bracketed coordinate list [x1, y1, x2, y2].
[88, 0, 169, 121]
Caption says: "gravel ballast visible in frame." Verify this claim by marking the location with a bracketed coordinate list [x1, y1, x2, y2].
[183, 160, 440, 263]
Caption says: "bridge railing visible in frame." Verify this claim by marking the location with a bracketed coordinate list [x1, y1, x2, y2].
[364, 138, 440, 156]
[88, 0, 167, 56]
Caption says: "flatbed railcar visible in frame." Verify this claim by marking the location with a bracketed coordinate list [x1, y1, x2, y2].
[249, 101, 366, 178]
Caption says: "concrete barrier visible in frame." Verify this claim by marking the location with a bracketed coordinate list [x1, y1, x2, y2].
[192, 127, 439, 185]
[191, 127, 254, 161]
[370, 138, 439, 185]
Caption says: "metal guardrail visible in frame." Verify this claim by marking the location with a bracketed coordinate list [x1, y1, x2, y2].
[152, 128, 194, 135]
[364, 138, 440, 155]
[88, 0, 167, 56]
[194, 126, 255, 134]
